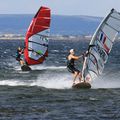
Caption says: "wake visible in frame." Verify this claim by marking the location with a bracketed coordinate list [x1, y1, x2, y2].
[14, 64, 66, 71]
[92, 74, 120, 89]
[0, 75, 72, 89]
[1, 63, 120, 89]
[1, 76, 120, 89]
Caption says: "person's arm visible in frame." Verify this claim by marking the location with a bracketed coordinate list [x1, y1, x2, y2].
[21, 49, 24, 54]
[71, 55, 82, 60]
[19, 49, 24, 54]
[79, 55, 83, 58]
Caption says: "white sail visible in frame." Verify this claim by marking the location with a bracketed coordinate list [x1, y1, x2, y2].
[82, 9, 120, 82]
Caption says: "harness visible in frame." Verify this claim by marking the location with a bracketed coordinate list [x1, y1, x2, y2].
[67, 58, 74, 68]
[16, 50, 21, 58]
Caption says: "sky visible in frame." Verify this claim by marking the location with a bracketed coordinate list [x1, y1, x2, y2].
[0, 0, 120, 17]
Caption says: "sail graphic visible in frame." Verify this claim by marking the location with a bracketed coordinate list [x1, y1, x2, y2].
[82, 9, 120, 82]
[24, 6, 51, 65]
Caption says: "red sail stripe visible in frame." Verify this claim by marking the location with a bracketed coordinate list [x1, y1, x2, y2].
[24, 6, 51, 65]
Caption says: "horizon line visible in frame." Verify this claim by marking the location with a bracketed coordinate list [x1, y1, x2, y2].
[0, 13, 103, 18]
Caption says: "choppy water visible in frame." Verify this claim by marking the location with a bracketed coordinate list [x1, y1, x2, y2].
[0, 39, 120, 120]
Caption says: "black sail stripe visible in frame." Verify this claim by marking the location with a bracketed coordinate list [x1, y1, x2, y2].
[36, 33, 48, 38]
[87, 44, 104, 75]
[29, 41, 48, 47]
[105, 22, 119, 32]
[88, 52, 100, 74]
[89, 58, 99, 75]
[88, 68, 98, 76]
[28, 47, 47, 57]
[111, 15, 120, 21]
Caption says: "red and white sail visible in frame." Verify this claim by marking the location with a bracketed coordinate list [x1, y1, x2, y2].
[24, 6, 51, 65]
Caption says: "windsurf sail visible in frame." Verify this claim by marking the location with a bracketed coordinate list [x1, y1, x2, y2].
[82, 8, 120, 82]
[24, 6, 51, 65]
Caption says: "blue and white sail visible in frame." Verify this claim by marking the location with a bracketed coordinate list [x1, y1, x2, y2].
[82, 9, 120, 82]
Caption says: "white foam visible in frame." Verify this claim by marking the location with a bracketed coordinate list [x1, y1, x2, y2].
[31, 74, 72, 89]
[14, 64, 66, 71]
[30, 65, 66, 70]
[1, 75, 120, 89]
[2, 61, 120, 89]
[0, 69, 74, 89]
[0, 80, 32, 86]
[91, 75, 120, 89]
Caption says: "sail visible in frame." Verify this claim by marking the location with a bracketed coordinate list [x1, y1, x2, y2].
[24, 6, 51, 65]
[82, 9, 120, 82]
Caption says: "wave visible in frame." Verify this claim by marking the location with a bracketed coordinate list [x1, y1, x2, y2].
[92, 73, 120, 89]
[30, 65, 66, 70]
[1, 62, 120, 89]
[0, 75, 120, 89]
[14, 64, 66, 71]
[0, 74, 72, 89]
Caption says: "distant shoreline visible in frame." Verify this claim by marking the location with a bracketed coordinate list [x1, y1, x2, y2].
[0, 33, 92, 41]
[0, 34, 24, 40]
[0, 37, 24, 40]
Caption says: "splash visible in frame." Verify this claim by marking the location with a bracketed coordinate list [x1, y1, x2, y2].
[31, 73, 73, 89]
[0, 75, 72, 89]
[91, 73, 120, 89]
[14, 64, 66, 71]
[0, 65, 73, 89]
[30, 65, 66, 71]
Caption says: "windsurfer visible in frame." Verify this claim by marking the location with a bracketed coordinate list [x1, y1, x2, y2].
[16, 47, 25, 66]
[67, 49, 83, 85]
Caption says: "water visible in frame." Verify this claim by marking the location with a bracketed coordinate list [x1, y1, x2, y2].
[0, 14, 101, 35]
[0, 39, 120, 120]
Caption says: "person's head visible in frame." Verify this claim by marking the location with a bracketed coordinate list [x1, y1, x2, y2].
[69, 49, 75, 55]
[17, 46, 22, 51]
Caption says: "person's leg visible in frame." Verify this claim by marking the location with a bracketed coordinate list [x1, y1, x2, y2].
[73, 67, 81, 83]
[73, 71, 79, 85]
[78, 72, 82, 83]
[20, 60, 24, 66]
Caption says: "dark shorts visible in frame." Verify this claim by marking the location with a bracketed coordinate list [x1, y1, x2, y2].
[16, 57, 22, 62]
[67, 66, 80, 74]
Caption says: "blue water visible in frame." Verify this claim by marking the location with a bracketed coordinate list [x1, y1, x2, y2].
[0, 14, 101, 35]
[0, 39, 120, 119]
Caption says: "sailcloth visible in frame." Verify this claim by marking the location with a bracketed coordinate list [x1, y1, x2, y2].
[82, 9, 120, 81]
[24, 6, 51, 65]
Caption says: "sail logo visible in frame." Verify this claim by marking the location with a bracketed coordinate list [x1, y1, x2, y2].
[99, 32, 110, 53]
[95, 43, 108, 63]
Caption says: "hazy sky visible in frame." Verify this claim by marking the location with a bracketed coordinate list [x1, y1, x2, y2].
[0, 0, 120, 17]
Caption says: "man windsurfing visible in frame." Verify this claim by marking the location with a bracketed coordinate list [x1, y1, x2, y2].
[67, 49, 83, 85]
[16, 47, 25, 66]
[16, 46, 31, 71]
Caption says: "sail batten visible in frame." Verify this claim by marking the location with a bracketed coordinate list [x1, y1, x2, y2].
[24, 6, 51, 65]
[82, 9, 120, 82]
[106, 23, 119, 32]
[29, 41, 48, 47]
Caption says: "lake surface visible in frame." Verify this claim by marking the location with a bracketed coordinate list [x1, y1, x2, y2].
[0, 39, 120, 120]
